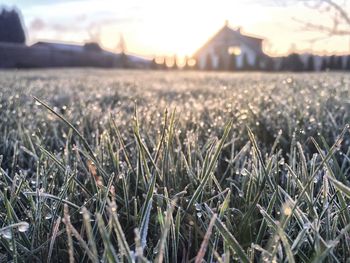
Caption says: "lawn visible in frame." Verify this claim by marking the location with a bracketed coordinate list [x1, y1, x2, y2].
[1, 69, 350, 262]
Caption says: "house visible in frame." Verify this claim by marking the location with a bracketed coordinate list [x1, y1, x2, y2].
[0, 40, 151, 68]
[30, 41, 121, 68]
[32, 41, 95, 53]
[193, 22, 267, 70]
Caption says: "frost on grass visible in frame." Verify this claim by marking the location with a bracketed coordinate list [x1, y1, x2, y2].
[0, 70, 350, 262]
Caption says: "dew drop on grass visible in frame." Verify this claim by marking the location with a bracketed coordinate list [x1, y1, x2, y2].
[283, 206, 292, 216]
[45, 213, 53, 220]
[196, 212, 202, 218]
[195, 203, 201, 211]
[153, 241, 160, 254]
[240, 114, 248, 120]
[18, 222, 29, 232]
[262, 255, 270, 263]
[1, 229, 12, 239]
[279, 158, 285, 166]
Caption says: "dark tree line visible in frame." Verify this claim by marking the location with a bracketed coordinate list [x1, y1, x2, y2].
[151, 57, 174, 70]
[0, 7, 26, 44]
[321, 55, 347, 71]
[280, 54, 304, 71]
[150, 53, 350, 72]
[279, 54, 350, 72]
[151, 55, 193, 70]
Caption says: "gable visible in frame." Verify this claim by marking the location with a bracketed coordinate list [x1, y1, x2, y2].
[193, 25, 264, 58]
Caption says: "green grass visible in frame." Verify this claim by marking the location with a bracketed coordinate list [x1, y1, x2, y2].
[1, 69, 350, 262]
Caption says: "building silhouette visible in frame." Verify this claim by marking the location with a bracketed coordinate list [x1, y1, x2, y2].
[0, 41, 151, 69]
[193, 21, 267, 70]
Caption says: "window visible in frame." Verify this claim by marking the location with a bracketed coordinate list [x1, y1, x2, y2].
[228, 46, 241, 55]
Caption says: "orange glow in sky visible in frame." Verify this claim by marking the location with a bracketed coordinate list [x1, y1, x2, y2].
[6, 0, 350, 58]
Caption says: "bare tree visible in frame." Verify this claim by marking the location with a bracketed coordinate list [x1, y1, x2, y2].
[281, 1, 350, 42]
[117, 33, 127, 53]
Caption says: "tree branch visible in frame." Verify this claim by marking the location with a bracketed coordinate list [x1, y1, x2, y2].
[293, 17, 350, 36]
[323, 0, 350, 25]
[280, 0, 350, 36]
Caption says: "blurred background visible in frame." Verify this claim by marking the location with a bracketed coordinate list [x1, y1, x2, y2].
[1, 0, 350, 71]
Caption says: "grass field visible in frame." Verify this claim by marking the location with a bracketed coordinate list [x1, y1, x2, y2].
[1, 69, 350, 262]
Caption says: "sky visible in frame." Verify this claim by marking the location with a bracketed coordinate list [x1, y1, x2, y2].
[4, 0, 350, 58]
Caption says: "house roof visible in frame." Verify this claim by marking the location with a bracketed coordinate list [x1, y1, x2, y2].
[32, 41, 87, 52]
[193, 25, 264, 58]
[31, 41, 151, 66]
[31, 41, 120, 57]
